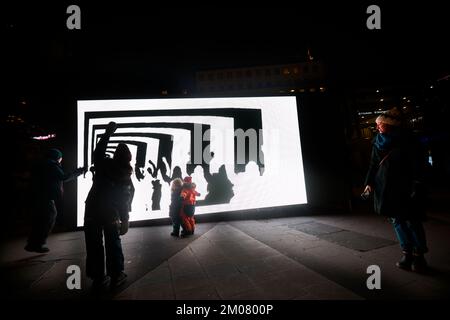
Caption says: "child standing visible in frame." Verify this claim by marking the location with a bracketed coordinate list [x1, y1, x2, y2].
[169, 178, 183, 237]
[180, 176, 200, 236]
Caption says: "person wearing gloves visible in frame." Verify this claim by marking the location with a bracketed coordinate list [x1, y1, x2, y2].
[25, 148, 86, 253]
[84, 121, 135, 289]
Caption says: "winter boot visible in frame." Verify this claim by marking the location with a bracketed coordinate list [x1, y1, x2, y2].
[110, 272, 127, 288]
[411, 254, 428, 273]
[396, 251, 413, 270]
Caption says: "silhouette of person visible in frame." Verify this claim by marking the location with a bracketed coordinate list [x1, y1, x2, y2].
[146, 159, 162, 210]
[25, 148, 86, 253]
[84, 122, 135, 289]
[204, 164, 234, 205]
[151, 179, 162, 210]
[169, 178, 183, 237]
[171, 166, 183, 181]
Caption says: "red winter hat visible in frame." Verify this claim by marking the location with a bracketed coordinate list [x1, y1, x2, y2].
[183, 176, 192, 183]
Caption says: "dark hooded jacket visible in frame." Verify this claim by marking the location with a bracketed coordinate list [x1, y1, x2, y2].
[31, 158, 84, 202]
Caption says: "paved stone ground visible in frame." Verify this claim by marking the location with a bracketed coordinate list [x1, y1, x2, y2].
[1, 203, 449, 300]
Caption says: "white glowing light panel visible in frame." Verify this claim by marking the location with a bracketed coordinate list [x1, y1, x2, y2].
[77, 97, 307, 226]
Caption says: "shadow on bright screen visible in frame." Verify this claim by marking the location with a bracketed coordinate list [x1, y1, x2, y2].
[77, 96, 307, 226]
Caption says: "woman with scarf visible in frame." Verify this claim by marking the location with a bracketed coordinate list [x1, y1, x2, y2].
[364, 108, 428, 273]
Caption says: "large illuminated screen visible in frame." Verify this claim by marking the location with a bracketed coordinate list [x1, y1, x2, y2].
[77, 97, 307, 226]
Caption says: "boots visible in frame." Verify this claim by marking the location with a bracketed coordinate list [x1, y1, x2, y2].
[396, 251, 428, 273]
[396, 251, 414, 270]
[110, 272, 127, 288]
[91, 275, 110, 292]
[411, 253, 428, 273]
[171, 227, 180, 237]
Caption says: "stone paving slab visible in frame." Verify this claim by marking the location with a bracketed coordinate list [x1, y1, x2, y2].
[116, 224, 362, 300]
[289, 221, 344, 236]
[320, 230, 397, 252]
[230, 217, 450, 299]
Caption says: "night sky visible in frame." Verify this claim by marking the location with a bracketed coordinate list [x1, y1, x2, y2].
[3, 1, 449, 125]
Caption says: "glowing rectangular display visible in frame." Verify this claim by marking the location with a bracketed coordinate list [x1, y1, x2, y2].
[77, 97, 307, 226]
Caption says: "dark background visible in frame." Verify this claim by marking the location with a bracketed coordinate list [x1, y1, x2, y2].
[2, 1, 449, 230]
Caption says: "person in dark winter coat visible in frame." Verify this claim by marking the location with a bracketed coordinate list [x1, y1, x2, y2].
[169, 178, 183, 237]
[364, 108, 428, 273]
[84, 122, 135, 289]
[25, 148, 86, 253]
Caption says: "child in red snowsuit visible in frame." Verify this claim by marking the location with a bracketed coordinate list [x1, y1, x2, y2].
[180, 176, 200, 236]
